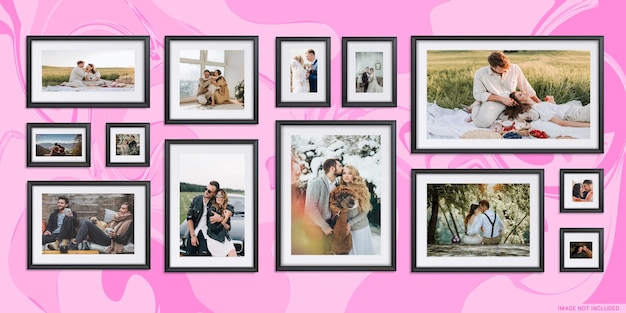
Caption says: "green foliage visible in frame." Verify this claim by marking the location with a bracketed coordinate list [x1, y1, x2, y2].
[426, 183, 531, 244]
[426, 50, 591, 109]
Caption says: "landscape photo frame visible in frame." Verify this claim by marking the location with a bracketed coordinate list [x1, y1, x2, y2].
[411, 36, 603, 153]
[27, 36, 149, 108]
[412, 168, 544, 272]
[28, 180, 150, 269]
[27, 123, 91, 167]
[560, 228, 604, 272]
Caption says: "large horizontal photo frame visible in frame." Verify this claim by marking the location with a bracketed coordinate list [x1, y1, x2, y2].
[342, 37, 397, 107]
[276, 37, 330, 107]
[165, 139, 258, 272]
[105, 123, 150, 167]
[412, 169, 544, 272]
[560, 169, 604, 213]
[28, 181, 150, 269]
[560, 228, 604, 272]
[165, 36, 258, 124]
[411, 36, 603, 153]
[27, 123, 91, 167]
[27, 36, 149, 108]
[276, 120, 396, 271]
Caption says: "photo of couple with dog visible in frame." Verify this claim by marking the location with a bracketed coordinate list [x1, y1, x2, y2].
[299, 158, 379, 255]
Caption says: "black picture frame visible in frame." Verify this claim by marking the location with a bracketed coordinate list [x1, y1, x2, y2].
[165, 139, 258, 272]
[560, 168, 604, 213]
[275, 37, 331, 107]
[164, 36, 258, 124]
[26, 36, 150, 108]
[560, 228, 604, 272]
[28, 180, 150, 269]
[411, 35, 604, 153]
[342, 37, 397, 107]
[105, 123, 150, 167]
[26, 123, 91, 167]
[276, 120, 396, 271]
[411, 168, 545, 272]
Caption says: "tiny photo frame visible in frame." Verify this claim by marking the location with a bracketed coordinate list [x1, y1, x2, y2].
[276, 120, 396, 271]
[412, 169, 544, 272]
[560, 228, 604, 272]
[165, 139, 258, 272]
[276, 37, 330, 107]
[411, 36, 604, 153]
[26, 36, 149, 108]
[28, 181, 150, 269]
[105, 123, 150, 167]
[342, 37, 397, 107]
[27, 123, 90, 167]
[165, 36, 258, 124]
[560, 169, 604, 213]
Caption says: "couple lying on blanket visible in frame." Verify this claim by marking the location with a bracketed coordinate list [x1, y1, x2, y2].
[467, 91, 590, 129]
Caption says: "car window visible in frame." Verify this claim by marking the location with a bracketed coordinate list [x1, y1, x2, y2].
[230, 196, 244, 214]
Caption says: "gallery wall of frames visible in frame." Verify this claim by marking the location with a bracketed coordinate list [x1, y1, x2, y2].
[25, 34, 604, 273]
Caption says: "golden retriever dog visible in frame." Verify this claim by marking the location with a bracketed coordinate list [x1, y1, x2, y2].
[89, 216, 108, 232]
[328, 185, 358, 255]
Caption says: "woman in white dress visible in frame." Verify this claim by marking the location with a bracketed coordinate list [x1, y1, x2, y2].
[366, 68, 383, 93]
[206, 189, 237, 257]
[463, 203, 483, 244]
[507, 92, 590, 127]
[290, 55, 307, 93]
[339, 164, 375, 255]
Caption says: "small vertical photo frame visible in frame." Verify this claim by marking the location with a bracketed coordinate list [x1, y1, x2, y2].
[560, 228, 604, 272]
[27, 123, 91, 167]
[165, 36, 258, 124]
[276, 37, 330, 107]
[560, 169, 603, 213]
[106, 123, 150, 167]
[342, 37, 397, 107]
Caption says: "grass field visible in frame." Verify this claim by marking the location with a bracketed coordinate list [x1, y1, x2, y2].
[425, 50, 591, 109]
[41, 66, 135, 86]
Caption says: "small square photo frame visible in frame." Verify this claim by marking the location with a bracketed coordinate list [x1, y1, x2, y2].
[27, 123, 91, 167]
[27, 36, 150, 108]
[106, 123, 150, 167]
[276, 120, 396, 271]
[28, 181, 150, 269]
[560, 228, 604, 272]
[165, 139, 258, 272]
[276, 37, 330, 107]
[342, 37, 397, 107]
[165, 36, 258, 124]
[560, 169, 603, 213]
[412, 169, 544, 272]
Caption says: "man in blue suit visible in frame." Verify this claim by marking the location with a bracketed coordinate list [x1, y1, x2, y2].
[305, 48, 318, 92]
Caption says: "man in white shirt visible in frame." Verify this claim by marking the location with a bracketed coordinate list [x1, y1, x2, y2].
[60, 60, 87, 87]
[470, 51, 540, 128]
[467, 199, 505, 245]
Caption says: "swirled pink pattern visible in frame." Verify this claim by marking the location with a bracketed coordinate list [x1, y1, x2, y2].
[1, 0, 625, 312]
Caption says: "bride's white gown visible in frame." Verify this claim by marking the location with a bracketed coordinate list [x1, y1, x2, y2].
[367, 72, 383, 93]
[463, 216, 482, 244]
[290, 59, 307, 93]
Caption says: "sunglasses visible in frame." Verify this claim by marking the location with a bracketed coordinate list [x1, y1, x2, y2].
[205, 188, 216, 194]
[215, 194, 224, 198]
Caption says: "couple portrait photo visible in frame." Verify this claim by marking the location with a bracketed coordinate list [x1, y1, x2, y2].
[40, 51, 135, 91]
[412, 36, 603, 153]
[115, 134, 140, 156]
[355, 52, 383, 93]
[560, 169, 603, 213]
[35, 133, 83, 157]
[412, 169, 544, 272]
[288, 48, 318, 93]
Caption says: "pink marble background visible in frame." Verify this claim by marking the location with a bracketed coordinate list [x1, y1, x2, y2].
[1, 0, 624, 312]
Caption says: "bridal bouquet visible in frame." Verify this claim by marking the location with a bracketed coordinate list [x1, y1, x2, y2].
[234, 80, 244, 102]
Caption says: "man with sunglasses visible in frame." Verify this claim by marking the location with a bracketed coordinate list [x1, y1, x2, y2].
[470, 51, 540, 128]
[185, 180, 223, 255]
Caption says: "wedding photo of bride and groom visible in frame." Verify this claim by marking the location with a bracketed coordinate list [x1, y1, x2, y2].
[355, 52, 383, 93]
[289, 48, 318, 93]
